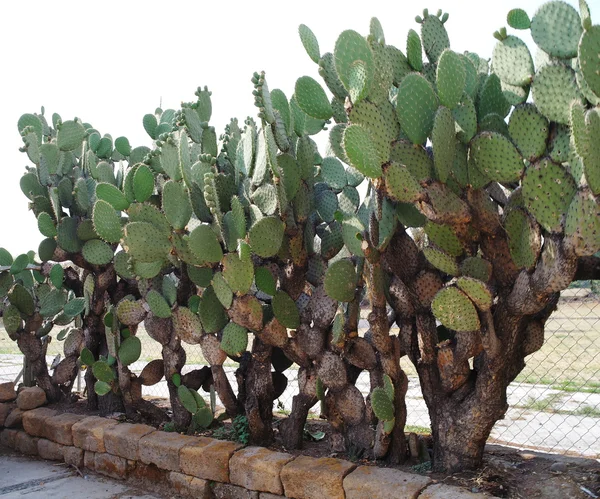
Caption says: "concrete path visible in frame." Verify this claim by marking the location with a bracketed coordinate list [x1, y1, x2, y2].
[0, 445, 161, 498]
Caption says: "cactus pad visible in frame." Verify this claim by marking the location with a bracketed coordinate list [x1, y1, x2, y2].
[493, 36, 534, 86]
[222, 253, 254, 295]
[507, 8, 531, 29]
[460, 257, 492, 282]
[342, 124, 382, 178]
[57, 120, 86, 151]
[173, 306, 203, 344]
[530, 1, 582, 59]
[93, 200, 123, 244]
[425, 222, 463, 256]
[272, 290, 300, 329]
[321, 157, 347, 191]
[220, 322, 249, 356]
[396, 73, 439, 145]
[504, 208, 542, 269]
[145, 289, 172, 318]
[118, 336, 141, 366]
[37, 212, 56, 238]
[316, 189, 339, 223]
[82, 239, 114, 265]
[436, 49, 466, 109]
[565, 189, 600, 256]
[371, 387, 394, 421]
[324, 258, 357, 302]
[162, 180, 192, 230]
[248, 216, 285, 257]
[420, 12, 450, 64]
[532, 65, 582, 125]
[383, 162, 424, 203]
[431, 106, 456, 183]
[579, 26, 600, 99]
[423, 247, 459, 276]
[456, 277, 492, 311]
[187, 225, 223, 263]
[508, 104, 549, 161]
[123, 222, 171, 263]
[133, 165, 154, 203]
[295, 76, 333, 120]
[334, 30, 374, 99]
[116, 298, 146, 326]
[432, 287, 480, 332]
[9, 283, 35, 316]
[96, 183, 129, 212]
[212, 272, 233, 309]
[522, 159, 577, 232]
[389, 141, 434, 181]
[470, 132, 524, 183]
[198, 286, 228, 334]
[298, 24, 320, 64]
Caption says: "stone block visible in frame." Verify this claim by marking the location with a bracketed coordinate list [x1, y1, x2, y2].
[259, 494, 285, 499]
[419, 483, 491, 498]
[280, 456, 356, 499]
[16, 386, 46, 410]
[44, 413, 85, 445]
[84, 450, 96, 470]
[15, 431, 38, 455]
[0, 382, 16, 402]
[230, 446, 294, 494]
[180, 437, 241, 482]
[4, 408, 23, 428]
[0, 403, 16, 426]
[168, 471, 212, 498]
[214, 483, 259, 499]
[71, 416, 117, 452]
[103, 422, 155, 460]
[1, 428, 18, 449]
[22, 407, 58, 437]
[129, 462, 168, 482]
[63, 446, 84, 467]
[37, 438, 65, 461]
[344, 466, 431, 499]
[138, 431, 197, 471]
[94, 452, 129, 479]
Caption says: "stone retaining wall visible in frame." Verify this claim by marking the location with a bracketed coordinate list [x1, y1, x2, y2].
[0, 383, 493, 499]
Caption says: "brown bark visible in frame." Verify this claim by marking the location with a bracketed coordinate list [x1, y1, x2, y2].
[279, 367, 318, 449]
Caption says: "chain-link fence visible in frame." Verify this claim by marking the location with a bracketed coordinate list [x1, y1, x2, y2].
[1, 284, 598, 458]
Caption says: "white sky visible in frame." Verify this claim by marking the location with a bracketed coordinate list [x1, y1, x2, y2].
[0, 0, 589, 257]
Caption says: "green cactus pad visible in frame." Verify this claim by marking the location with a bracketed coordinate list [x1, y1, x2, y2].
[198, 286, 228, 334]
[272, 290, 300, 329]
[127, 203, 171, 239]
[318, 53, 348, 101]
[470, 132, 524, 183]
[421, 12, 450, 64]
[116, 298, 146, 326]
[456, 277, 492, 311]
[187, 225, 223, 263]
[172, 306, 202, 344]
[57, 120, 86, 151]
[118, 336, 141, 366]
[508, 104, 549, 161]
[579, 26, 600, 99]
[397, 202, 427, 227]
[477, 74, 511, 120]
[565, 189, 600, 256]
[92, 361, 115, 383]
[162, 180, 192, 230]
[124, 222, 171, 263]
[222, 253, 254, 295]
[37, 212, 57, 238]
[145, 289, 172, 318]
[82, 239, 113, 265]
[338, 186, 360, 214]
[316, 190, 339, 223]
[492, 35, 534, 87]
[436, 50, 466, 109]
[504, 208, 542, 269]
[187, 266, 213, 288]
[324, 258, 357, 302]
[432, 286, 480, 332]
[220, 322, 249, 356]
[522, 159, 577, 232]
[334, 30, 374, 99]
[371, 387, 394, 421]
[251, 183, 278, 216]
[548, 125, 571, 164]
[298, 24, 320, 64]
[460, 257, 492, 282]
[396, 74, 439, 145]
[341, 216, 365, 256]
[389, 141, 434, 181]
[501, 80, 530, 106]
[248, 216, 284, 258]
[321, 157, 347, 191]
[3, 305, 22, 334]
[531, 1, 582, 59]
[406, 29, 423, 71]
[343, 124, 382, 178]
[96, 183, 129, 212]
[132, 165, 154, 203]
[295, 76, 333, 120]
[532, 65, 582, 125]
[177, 385, 198, 414]
[255, 267, 277, 296]
[212, 272, 233, 309]
[431, 106, 456, 183]
[425, 222, 463, 256]
[93, 200, 123, 244]
[349, 100, 397, 165]
[278, 155, 301, 201]
[56, 217, 82, 253]
[38, 238, 57, 262]
[423, 247, 459, 276]
[383, 162, 423, 203]
[507, 8, 531, 29]
[452, 96, 477, 144]
[9, 283, 35, 316]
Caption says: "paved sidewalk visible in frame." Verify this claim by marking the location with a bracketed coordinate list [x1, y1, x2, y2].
[0, 445, 161, 498]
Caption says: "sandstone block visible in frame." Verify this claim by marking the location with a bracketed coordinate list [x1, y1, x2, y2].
[129, 462, 168, 482]
[419, 483, 491, 498]
[213, 483, 259, 499]
[259, 494, 285, 499]
[344, 466, 431, 499]
[94, 452, 130, 479]
[84, 450, 96, 470]
[138, 431, 197, 471]
[72, 416, 117, 452]
[103, 422, 155, 460]
[168, 471, 212, 498]
[63, 446, 84, 467]
[16, 386, 46, 410]
[15, 431, 38, 455]
[4, 407, 23, 428]
[180, 437, 241, 483]
[44, 413, 85, 445]
[230, 446, 294, 494]
[22, 407, 57, 436]
[280, 456, 356, 499]
[37, 438, 65, 461]
[0, 382, 16, 402]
